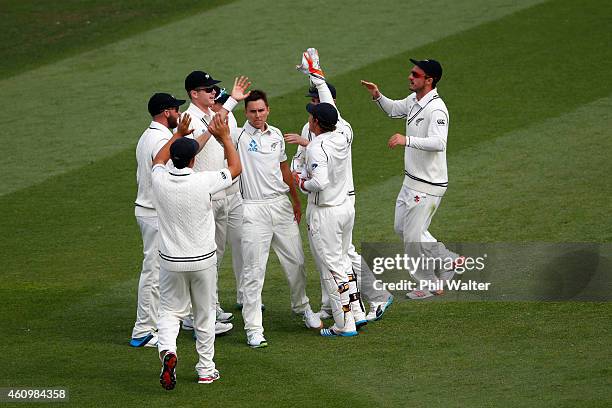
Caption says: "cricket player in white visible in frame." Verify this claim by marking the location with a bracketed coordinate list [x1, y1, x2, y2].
[361, 59, 462, 298]
[288, 50, 394, 323]
[232, 90, 322, 348]
[181, 73, 251, 329]
[153, 114, 242, 390]
[131, 92, 187, 348]
[295, 99, 358, 337]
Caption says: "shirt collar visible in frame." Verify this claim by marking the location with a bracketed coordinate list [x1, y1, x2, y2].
[186, 102, 214, 120]
[244, 121, 270, 136]
[414, 88, 438, 107]
[169, 166, 195, 176]
[149, 121, 172, 136]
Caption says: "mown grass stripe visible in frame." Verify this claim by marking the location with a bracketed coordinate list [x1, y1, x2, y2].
[0, 0, 546, 196]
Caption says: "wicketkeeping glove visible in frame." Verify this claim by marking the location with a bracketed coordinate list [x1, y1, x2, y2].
[296, 48, 325, 84]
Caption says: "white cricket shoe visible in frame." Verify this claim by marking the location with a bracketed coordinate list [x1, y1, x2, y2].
[247, 332, 268, 348]
[191, 322, 233, 341]
[181, 316, 194, 331]
[303, 307, 323, 329]
[320, 325, 358, 338]
[130, 332, 158, 347]
[317, 309, 333, 320]
[198, 369, 220, 384]
[216, 306, 234, 323]
[365, 295, 394, 322]
[215, 321, 233, 336]
[439, 256, 466, 283]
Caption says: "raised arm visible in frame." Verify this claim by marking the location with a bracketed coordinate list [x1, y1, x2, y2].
[361, 80, 410, 119]
[217, 76, 252, 119]
[152, 114, 193, 166]
[207, 114, 242, 179]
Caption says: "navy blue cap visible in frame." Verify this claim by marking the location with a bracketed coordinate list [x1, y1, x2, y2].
[306, 102, 338, 127]
[185, 71, 221, 92]
[148, 93, 186, 116]
[170, 138, 199, 168]
[410, 58, 443, 80]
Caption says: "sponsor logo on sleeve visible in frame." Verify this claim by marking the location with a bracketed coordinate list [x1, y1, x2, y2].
[437, 118, 446, 125]
[221, 171, 227, 179]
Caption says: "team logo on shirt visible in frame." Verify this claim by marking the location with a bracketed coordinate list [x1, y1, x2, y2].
[416, 118, 424, 126]
[271, 142, 279, 151]
[248, 139, 258, 152]
[311, 163, 318, 170]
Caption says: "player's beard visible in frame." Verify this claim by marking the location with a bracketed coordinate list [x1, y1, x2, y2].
[168, 115, 179, 129]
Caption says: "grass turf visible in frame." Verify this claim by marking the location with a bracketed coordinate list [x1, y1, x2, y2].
[1, 0, 611, 406]
[0, 0, 545, 196]
[0, 0, 238, 80]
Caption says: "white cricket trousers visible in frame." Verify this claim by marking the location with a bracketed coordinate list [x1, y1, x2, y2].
[394, 185, 458, 284]
[212, 192, 244, 306]
[132, 216, 160, 338]
[307, 200, 356, 333]
[157, 263, 218, 377]
[241, 195, 309, 336]
[319, 196, 391, 312]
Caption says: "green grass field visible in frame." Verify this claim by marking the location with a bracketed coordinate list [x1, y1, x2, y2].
[1, 0, 611, 407]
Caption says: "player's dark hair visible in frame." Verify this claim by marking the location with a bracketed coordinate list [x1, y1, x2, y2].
[171, 158, 189, 169]
[317, 120, 336, 133]
[244, 90, 268, 109]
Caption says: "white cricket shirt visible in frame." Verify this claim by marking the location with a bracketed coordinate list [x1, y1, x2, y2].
[135, 121, 172, 217]
[182, 101, 240, 199]
[294, 81, 355, 198]
[231, 121, 288, 201]
[375, 88, 449, 196]
[151, 165, 232, 272]
[303, 130, 350, 207]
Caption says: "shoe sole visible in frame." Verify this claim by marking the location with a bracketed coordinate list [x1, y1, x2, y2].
[215, 327, 233, 336]
[249, 342, 268, 348]
[320, 329, 359, 337]
[130, 333, 154, 347]
[198, 373, 220, 384]
[236, 304, 266, 311]
[160, 353, 177, 390]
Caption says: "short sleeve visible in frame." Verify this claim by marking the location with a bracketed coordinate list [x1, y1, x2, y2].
[199, 168, 232, 196]
[152, 136, 170, 159]
[151, 164, 167, 186]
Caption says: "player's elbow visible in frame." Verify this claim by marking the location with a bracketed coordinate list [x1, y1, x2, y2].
[432, 137, 446, 152]
[229, 163, 242, 179]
